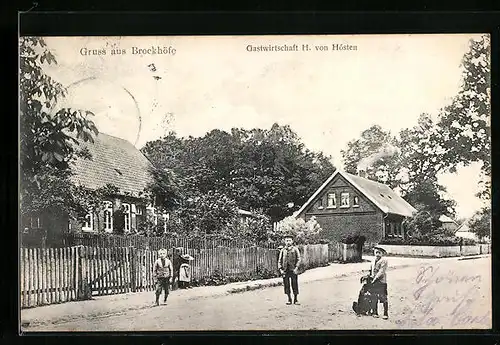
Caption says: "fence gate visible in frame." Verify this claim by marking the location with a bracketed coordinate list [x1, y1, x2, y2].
[80, 247, 134, 297]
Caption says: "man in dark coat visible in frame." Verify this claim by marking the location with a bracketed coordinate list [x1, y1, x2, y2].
[277, 234, 302, 305]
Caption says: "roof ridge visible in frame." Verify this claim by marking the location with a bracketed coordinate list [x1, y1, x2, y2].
[96, 132, 135, 144]
[344, 171, 393, 189]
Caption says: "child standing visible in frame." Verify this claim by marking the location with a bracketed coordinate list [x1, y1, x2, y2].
[172, 247, 183, 290]
[277, 234, 302, 305]
[178, 254, 194, 289]
[153, 249, 173, 306]
[370, 246, 389, 319]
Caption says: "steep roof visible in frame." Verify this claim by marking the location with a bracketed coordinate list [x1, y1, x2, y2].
[296, 169, 417, 218]
[455, 221, 471, 233]
[70, 133, 154, 197]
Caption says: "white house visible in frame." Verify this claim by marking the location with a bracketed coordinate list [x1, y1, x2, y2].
[455, 221, 479, 241]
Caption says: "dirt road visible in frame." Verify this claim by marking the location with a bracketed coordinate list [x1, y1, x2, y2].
[29, 256, 491, 331]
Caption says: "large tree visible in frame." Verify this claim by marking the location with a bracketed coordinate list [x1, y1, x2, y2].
[340, 37, 491, 218]
[341, 125, 400, 188]
[20, 37, 99, 226]
[141, 123, 335, 223]
[468, 205, 491, 241]
[395, 114, 455, 215]
[341, 118, 457, 218]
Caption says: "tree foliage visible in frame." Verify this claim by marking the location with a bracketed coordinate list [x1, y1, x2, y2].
[174, 191, 240, 235]
[20, 37, 98, 172]
[436, 35, 491, 200]
[142, 124, 335, 223]
[402, 210, 441, 238]
[275, 216, 323, 244]
[228, 212, 274, 243]
[468, 206, 491, 241]
[341, 125, 400, 188]
[341, 36, 491, 219]
[341, 120, 456, 218]
[19, 37, 101, 224]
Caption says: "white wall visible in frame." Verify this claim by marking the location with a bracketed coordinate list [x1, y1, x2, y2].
[380, 244, 489, 257]
[455, 231, 479, 241]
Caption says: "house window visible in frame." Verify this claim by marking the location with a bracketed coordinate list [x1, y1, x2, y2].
[30, 216, 41, 229]
[395, 223, 403, 237]
[318, 197, 324, 209]
[123, 203, 131, 232]
[103, 201, 113, 232]
[136, 206, 143, 215]
[82, 212, 94, 231]
[385, 223, 392, 237]
[327, 193, 337, 208]
[340, 192, 350, 208]
[353, 196, 359, 207]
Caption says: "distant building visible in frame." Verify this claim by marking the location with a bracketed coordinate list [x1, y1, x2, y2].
[295, 169, 416, 245]
[455, 221, 487, 242]
[439, 215, 458, 232]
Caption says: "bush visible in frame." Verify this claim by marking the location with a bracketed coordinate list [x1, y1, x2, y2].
[228, 213, 273, 243]
[468, 206, 491, 241]
[274, 216, 323, 244]
[190, 267, 280, 287]
[340, 234, 366, 245]
[402, 210, 442, 238]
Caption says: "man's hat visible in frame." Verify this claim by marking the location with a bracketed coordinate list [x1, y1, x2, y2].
[181, 254, 194, 261]
[360, 274, 372, 284]
[282, 232, 295, 240]
[372, 246, 387, 254]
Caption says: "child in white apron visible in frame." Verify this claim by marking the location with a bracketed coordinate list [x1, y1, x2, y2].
[179, 254, 194, 288]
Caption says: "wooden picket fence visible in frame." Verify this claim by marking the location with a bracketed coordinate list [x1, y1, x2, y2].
[20, 247, 80, 308]
[300, 244, 330, 269]
[24, 231, 277, 250]
[328, 242, 362, 263]
[20, 243, 336, 309]
[20, 245, 282, 308]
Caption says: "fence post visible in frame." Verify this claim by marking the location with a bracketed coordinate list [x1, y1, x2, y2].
[130, 247, 137, 292]
[77, 246, 88, 300]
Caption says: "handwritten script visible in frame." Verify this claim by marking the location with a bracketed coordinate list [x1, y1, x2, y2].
[395, 265, 490, 328]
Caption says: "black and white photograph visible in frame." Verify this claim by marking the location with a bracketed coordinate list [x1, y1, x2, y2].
[19, 34, 491, 331]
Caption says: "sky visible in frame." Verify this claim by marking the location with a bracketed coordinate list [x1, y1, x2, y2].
[41, 34, 489, 219]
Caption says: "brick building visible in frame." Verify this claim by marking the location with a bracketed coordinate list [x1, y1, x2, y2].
[295, 169, 416, 245]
